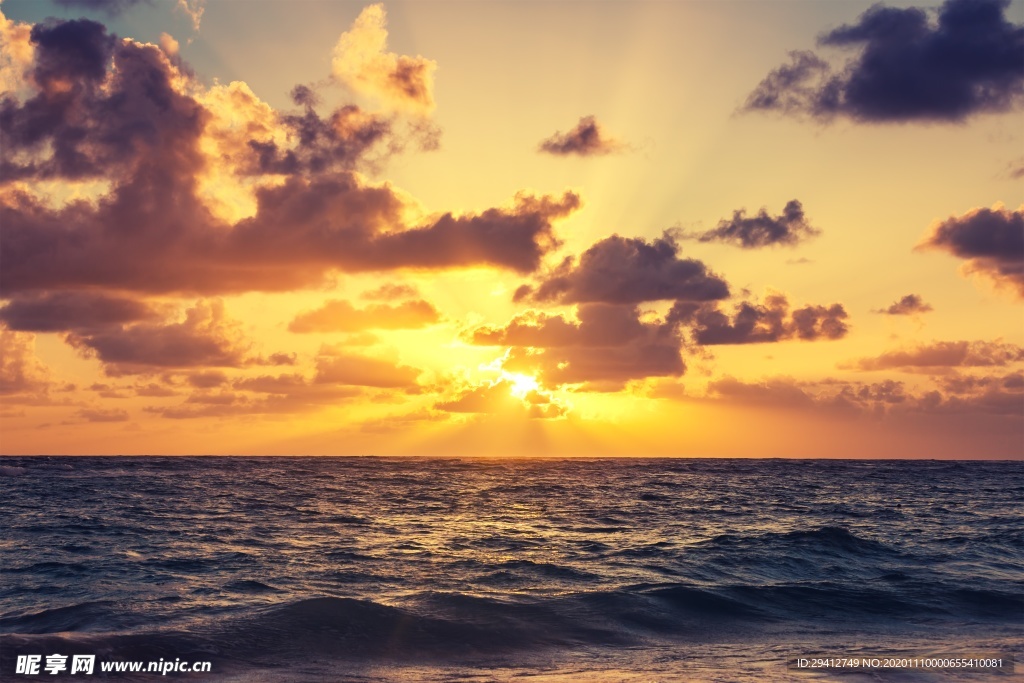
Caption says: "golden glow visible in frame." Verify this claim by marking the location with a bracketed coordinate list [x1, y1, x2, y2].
[502, 371, 541, 399]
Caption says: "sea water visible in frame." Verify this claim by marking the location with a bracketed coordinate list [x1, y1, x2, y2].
[1, 457, 1021, 681]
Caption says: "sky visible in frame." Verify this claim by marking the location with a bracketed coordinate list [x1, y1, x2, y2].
[0, 0, 1021, 457]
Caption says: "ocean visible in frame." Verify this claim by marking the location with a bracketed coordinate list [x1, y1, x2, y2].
[1, 457, 1021, 681]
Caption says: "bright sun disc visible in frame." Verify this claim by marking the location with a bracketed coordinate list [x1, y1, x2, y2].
[503, 372, 540, 398]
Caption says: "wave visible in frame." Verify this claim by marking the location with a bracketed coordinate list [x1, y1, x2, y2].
[707, 526, 898, 555]
[2, 580, 1021, 681]
[223, 580, 283, 594]
[6, 575, 1019, 646]
[0, 601, 126, 634]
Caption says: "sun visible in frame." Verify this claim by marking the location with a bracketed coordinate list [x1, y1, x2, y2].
[502, 371, 541, 399]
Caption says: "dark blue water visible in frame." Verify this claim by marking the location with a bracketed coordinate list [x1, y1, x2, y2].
[1, 457, 1021, 681]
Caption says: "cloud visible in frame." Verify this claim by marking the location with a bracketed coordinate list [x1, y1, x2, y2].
[187, 370, 227, 388]
[0, 291, 161, 332]
[919, 385, 1024, 416]
[470, 304, 687, 388]
[145, 372, 365, 419]
[244, 102, 393, 176]
[940, 371, 1024, 394]
[874, 293, 933, 315]
[916, 204, 1024, 297]
[434, 379, 568, 419]
[331, 4, 437, 116]
[314, 349, 422, 388]
[0, 328, 54, 397]
[435, 380, 521, 413]
[705, 376, 908, 416]
[706, 376, 817, 409]
[744, 0, 1024, 123]
[288, 299, 440, 333]
[515, 232, 729, 305]
[538, 115, 625, 156]
[470, 303, 651, 348]
[195, 63, 436, 212]
[847, 340, 1024, 371]
[361, 283, 419, 300]
[65, 300, 252, 375]
[3, 177, 580, 296]
[518, 340, 683, 388]
[176, 0, 204, 31]
[1, 21, 407, 185]
[690, 200, 820, 248]
[684, 294, 849, 344]
[743, 51, 831, 118]
[705, 373, 1024, 421]
[1, 17, 579, 299]
[232, 373, 361, 405]
[0, 9, 34, 95]
[358, 408, 448, 433]
[77, 407, 129, 422]
[1, 21, 196, 182]
[233, 373, 311, 394]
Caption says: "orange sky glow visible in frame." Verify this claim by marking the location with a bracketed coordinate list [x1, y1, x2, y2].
[1, 0, 1022, 457]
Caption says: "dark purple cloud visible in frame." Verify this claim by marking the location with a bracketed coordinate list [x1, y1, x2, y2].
[874, 294, 933, 315]
[64, 301, 251, 375]
[246, 103, 396, 176]
[743, 51, 831, 117]
[0, 292, 160, 332]
[2, 177, 580, 296]
[470, 304, 686, 388]
[515, 233, 729, 305]
[2, 21, 197, 182]
[692, 200, 820, 248]
[917, 205, 1024, 297]
[469, 303, 648, 348]
[745, 0, 1024, 122]
[686, 294, 849, 344]
[940, 371, 1024, 394]
[538, 115, 624, 156]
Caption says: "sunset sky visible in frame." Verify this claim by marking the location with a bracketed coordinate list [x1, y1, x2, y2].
[1, 0, 1021, 457]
